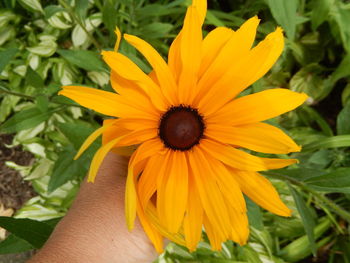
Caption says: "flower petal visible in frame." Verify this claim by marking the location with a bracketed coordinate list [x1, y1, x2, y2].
[199, 27, 233, 78]
[203, 215, 223, 251]
[87, 136, 125, 183]
[192, 0, 207, 25]
[197, 26, 285, 116]
[102, 51, 169, 110]
[194, 16, 260, 111]
[136, 205, 164, 253]
[188, 147, 231, 239]
[206, 155, 246, 213]
[124, 34, 178, 105]
[200, 139, 298, 171]
[206, 122, 301, 154]
[230, 169, 292, 217]
[116, 128, 157, 147]
[126, 138, 165, 230]
[167, 0, 206, 85]
[138, 154, 162, 208]
[114, 27, 121, 51]
[183, 174, 203, 251]
[75, 119, 119, 160]
[59, 86, 157, 120]
[158, 151, 188, 233]
[178, 5, 202, 104]
[168, 34, 182, 84]
[207, 89, 308, 125]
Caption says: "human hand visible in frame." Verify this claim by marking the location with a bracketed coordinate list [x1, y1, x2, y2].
[28, 153, 158, 263]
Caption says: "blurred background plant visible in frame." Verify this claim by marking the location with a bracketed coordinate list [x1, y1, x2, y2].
[1, 0, 350, 262]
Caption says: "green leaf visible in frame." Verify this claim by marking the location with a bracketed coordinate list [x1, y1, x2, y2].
[44, 5, 65, 19]
[0, 107, 54, 133]
[48, 148, 89, 192]
[246, 197, 263, 230]
[304, 168, 350, 193]
[0, 47, 17, 73]
[311, 0, 332, 30]
[56, 121, 99, 150]
[290, 65, 327, 103]
[331, 3, 350, 52]
[302, 135, 350, 152]
[25, 66, 44, 88]
[0, 217, 53, 249]
[298, 106, 333, 136]
[49, 122, 100, 192]
[265, 168, 327, 182]
[337, 102, 350, 135]
[330, 53, 350, 85]
[75, 0, 89, 19]
[139, 22, 173, 39]
[102, 0, 118, 35]
[57, 49, 106, 72]
[35, 95, 49, 113]
[0, 234, 34, 254]
[18, 0, 43, 13]
[266, 0, 298, 40]
[288, 185, 316, 256]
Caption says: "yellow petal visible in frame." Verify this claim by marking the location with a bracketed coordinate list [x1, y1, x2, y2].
[126, 138, 165, 230]
[124, 34, 178, 105]
[168, 33, 182, 84]
[113, 118, 158, 132]
[206, 155, 246, 213]
[203, 215, 223, 251]
[199, 27, 233, 78]
[102, 119, 132, 145]
[183, 175, 203, 251]
[197, 26, 284, 116]
[114, 27, 121, 51]
[145, 202, 187, 246]
[117, 128, 158, 147]
[188, 148, 231, 239]
[75, 119, 118, 160]
[208, 89, 308, 125]
[191, 0, 207, 26]
[138, 154, 162, 208]
[135, 201, 164, 253]
[158, 151, 188, 233]
[178, 5, 202, 104]
[223, 197, 249, 245]
[87, 136, 125, 183]
[200, 139, 298, 171]
[102, 51, 169, 110]
[194, 16, 260, 111]
[197, 149, 249, 245]
[167, 0, 206, 85]
[206, 122, 301, 154]
[230, 169, 292, 217]
[59, 86, 157, 120]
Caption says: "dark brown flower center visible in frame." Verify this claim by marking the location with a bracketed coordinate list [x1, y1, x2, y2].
[159, 105, 205, 151]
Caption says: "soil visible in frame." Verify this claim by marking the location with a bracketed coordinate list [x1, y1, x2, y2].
[0, 134, 36, 262]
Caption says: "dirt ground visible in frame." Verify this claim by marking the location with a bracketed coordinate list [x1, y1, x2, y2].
[0, 134, 36, 262]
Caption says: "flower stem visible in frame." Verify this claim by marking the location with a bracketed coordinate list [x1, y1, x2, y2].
[265, 172, 350, 223]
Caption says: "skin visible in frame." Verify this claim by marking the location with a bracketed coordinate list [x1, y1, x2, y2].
[28, 153, 158, 263]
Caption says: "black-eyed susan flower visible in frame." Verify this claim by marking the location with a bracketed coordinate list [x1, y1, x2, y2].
[59, 0, 307, 253]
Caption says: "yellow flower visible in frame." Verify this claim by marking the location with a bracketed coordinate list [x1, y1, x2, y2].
[59, 0, 307, 253]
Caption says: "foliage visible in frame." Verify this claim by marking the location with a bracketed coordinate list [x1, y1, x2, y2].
[1, 0, 350, 262]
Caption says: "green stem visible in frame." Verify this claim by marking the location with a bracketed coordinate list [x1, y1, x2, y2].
[59, 0, 102, 50]
[265, 172, 350, 223]
[0, 86, 34, 100]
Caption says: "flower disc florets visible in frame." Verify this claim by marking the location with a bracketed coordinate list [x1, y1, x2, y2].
[159, 105, 205, 151]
